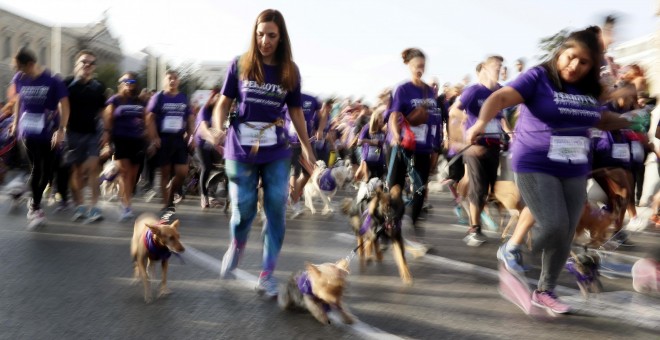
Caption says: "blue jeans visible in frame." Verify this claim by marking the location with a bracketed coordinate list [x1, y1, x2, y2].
[225, 158, 291, 274]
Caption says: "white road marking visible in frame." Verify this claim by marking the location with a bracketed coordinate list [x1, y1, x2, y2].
[182, 244, 403, 340]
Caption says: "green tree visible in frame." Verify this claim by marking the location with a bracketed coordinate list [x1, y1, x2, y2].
[538, 28, 569, 61]
[95, 63, 120, 92]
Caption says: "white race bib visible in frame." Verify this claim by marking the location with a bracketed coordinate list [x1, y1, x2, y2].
[485, 119, 502, 136]
[631, 141, 644, 163]
[611, 143, 630, 161]
[20, 112, 45, 134]
[409, 124, 428, 143]
[547, 136, 589, 164]
[238, 122, 277, 147]
[162, 116, 183, 133]
[589, 128, 603, 139]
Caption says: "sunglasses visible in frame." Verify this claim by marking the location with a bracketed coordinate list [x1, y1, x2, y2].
[119, 79, 137, 85]
[79, 60, 96, 66]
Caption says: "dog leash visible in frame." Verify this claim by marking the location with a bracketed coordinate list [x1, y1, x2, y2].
[346, 226, 385, 263]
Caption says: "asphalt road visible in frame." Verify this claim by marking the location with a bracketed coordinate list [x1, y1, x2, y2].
[0, 180, 658, 339]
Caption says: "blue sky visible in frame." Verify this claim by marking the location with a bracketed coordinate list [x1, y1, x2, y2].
[1, 0, 657, 103]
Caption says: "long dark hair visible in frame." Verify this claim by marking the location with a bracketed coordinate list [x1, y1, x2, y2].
[541, 26, 603, 98]
[239, 9, 298, 91]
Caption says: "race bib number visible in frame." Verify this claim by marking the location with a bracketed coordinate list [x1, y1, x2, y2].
[365, 145, 381, 162]
[589, 128, 603, 139]
[20, 112, 45, 134]
[485, 119, 502, 136]
[410, 124, 428, 143]
[162, 116, 183, 133]
[547, 136, 589, 164]
[238, 122, 277, 147]
[631, 141, 644, 163]
[611, 143, 630, 161]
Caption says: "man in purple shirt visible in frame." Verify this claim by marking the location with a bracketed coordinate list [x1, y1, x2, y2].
[10, 48, 70, 229]
[450, 55, 509, 246]
[146, 70, 195, 213]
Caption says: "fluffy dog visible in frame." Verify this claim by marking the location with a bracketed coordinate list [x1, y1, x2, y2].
[130, 213, 185, 303]
[344, 184, 411, 285]
[278, 258, 354, 325]
[304, 160, 352, 215]
[99, 161, 120, 201]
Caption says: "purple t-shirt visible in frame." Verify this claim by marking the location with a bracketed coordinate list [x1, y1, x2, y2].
[13, 70, 68, 141]
[107, 95, 145, 139]
[458, 83, 503, 146]
[359, 125, 385, 164]
[285, 93, 318, 145]
[508, 66, 602, 177]
[221, 57, 302, 164]
[390, 81, 442, 154]
[194, 105, 213, 148]
[146, 91, 191, 136]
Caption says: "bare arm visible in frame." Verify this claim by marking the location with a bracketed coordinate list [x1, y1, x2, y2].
[315, 103, 329, 140]
[101, 104, 114, 145]
[595, 111, 631, 131]
[58, 97, 70, 131]
[388, 111, 402, 146]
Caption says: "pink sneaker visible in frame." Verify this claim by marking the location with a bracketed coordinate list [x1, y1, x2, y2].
[531, 290, 571, 315]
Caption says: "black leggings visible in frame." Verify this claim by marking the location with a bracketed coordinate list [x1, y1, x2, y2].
[387, 147, 431, 225]
[195, 146, 221, 197]
[23, 140, 55, 209]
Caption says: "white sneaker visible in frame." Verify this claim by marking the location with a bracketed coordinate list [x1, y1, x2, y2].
[290, 201, 303, 219]
[626, 216, 648, 232]
[27, 209, 46, 230]
[26, 199, 36, 220]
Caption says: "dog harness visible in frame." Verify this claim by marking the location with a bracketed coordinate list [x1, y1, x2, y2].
[297, 271, 331, 312]
[318, 169, 337, 192]
[144, 229, 172, 261]
[565, 257, 598, 285]
[359, 211, 372, 236]
[98, 171, 118, 184]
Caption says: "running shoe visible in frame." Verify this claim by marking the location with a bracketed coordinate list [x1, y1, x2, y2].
[626, 216, 648, 232]
[531, 290, 571, 315]
[119, 207, 135, 222]
[220, 243, 242, 279]
[255, 273, 279, 298]
[72, 205, 88, 222]
[453, 205, 468, 225]
[26, 199, 36, 220]
[463, 225, 487, 247]
[27, 209, 46, 231]
[144, 189, 157, 202]
[481, 211, 498, 231]
[200, 195, 209, 209]
[497, 243, 525, 273]
[53, 200, 72, 213]
[290, 201, 303, 219]
[84, 207, 104, 223]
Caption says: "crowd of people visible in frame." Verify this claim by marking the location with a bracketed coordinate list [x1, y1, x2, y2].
[1, 10, 658, 313]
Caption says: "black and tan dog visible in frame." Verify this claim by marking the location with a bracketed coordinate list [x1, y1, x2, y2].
[131, 213, 185, 303]
[344, 184, 412, 285]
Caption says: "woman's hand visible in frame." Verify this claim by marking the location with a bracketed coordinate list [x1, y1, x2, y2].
[465, 120, 486, 145]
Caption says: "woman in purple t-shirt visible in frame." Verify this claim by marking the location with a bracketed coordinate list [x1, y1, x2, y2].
[388, 48, 443, 233]
[102, 72, 147, 221]
[466, 27, 629, 315]
[211, 9, 316, 297]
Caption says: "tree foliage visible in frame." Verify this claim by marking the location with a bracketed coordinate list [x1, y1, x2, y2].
[95, 63, 120, 92]
[538, 28, 570, 61]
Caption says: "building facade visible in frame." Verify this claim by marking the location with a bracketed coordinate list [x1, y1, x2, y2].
[0, 8, 122, 100]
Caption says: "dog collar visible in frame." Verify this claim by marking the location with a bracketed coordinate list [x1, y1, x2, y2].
[297, 272, 331, 312]
[318, 169, 337, 191]
[144, 229, 172, 261]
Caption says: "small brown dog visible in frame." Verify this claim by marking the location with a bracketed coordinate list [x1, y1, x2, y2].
[344, 184, 411, 285]
[278, 259, 354, 325]
[130, 213, 185, 303]
[575, 202, 615, 248]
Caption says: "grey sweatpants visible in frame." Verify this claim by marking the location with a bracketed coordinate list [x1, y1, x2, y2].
[514, 172, 586, 292]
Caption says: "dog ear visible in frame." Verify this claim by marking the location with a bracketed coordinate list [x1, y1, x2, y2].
[305, 262, 321, 277]
[335, 258, 350, 273]
[145, 223, 161, 235]
[170, 219, 180, 229]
